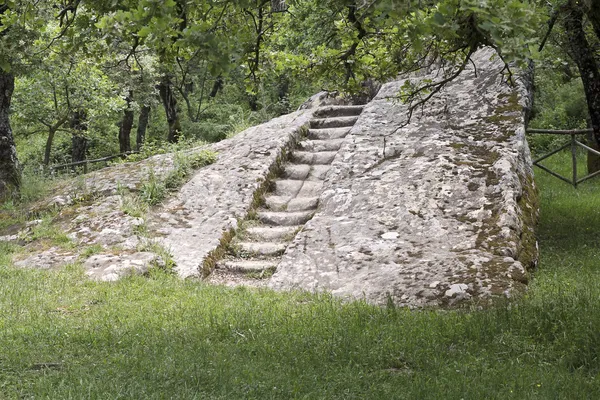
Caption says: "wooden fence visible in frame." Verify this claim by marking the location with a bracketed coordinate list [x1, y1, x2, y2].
[49, 151, 139, 174]
[527, 128, 600, 187]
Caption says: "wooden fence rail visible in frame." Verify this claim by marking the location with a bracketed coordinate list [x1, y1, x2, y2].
[49, 151, 139, 174]
[526, 128, 600, 187]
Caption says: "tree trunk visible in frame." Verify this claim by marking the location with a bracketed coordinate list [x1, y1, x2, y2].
[0, 71, 19, 197]
[43, 114, 69, 167]
[44, 128, 57, 167]
[136, 105, 150, 151]
[586, 133, 600, 174]
[209, 76, 223, 98]
[564, 1, 600, 172]
[70, 110, 88, 170]
[585, 4, 600, 40]
[248, 94, 259, 111]
[586, 117, 600, 173]
[247, 2, 268, 112]
[118, 91, 134, 154]
[71, 135, 88, 172]
[158, 75, 181, 143]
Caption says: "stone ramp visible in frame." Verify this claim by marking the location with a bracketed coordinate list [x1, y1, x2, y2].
[207, 105, 363, 286]
[6, 111, 315, 281]
[147, 111, 313, 278]
[268, 48, 538, 307]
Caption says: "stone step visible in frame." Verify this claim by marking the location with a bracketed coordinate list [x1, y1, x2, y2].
[273, 179, 303, 197]
[283, 164, 331, 181]
[218, 260, 278, 273]
[308, 165, 331, 180]
[298, 181, 323, 197]
[287, 196, 319, 212]
[310, 116, 359, 129]
[307, 127, 351, 140]
[264, 195, 290, 211]
[265, 195, 318, 212]
[283, 164, 311, 180]
[313, 105, 364, 118]
[245, 225, 302, 241]
[292, 151, 337, 165]
[299, 139, 345, 152]
[257, 210, 314, 226]
[237, 242, 287, 257]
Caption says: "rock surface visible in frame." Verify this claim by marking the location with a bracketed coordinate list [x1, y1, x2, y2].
[5, 48, 538, 305]
[39, 154, 178, 209]
[84, 252, 164, 281]
[298, 91, 351, 110]
[209, 105, 364, 287]
[65, 195, 145, 249]
[14, 247, 78, 270]
[269, 48, 537, 307]
[9, 110, 312, 282]
[147, 110, 313, 278]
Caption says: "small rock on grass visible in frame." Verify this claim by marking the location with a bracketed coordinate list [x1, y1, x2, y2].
[84, 252, 165, 282]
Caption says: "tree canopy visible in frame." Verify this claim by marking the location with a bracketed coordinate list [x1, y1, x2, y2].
[1, 0, 598, 198]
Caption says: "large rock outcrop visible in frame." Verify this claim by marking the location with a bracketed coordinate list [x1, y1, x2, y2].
[269, 48, 537, 307]
[5, 48, 538, 308]
[7, 111, 312, 280]
[148, 111, 312, 278]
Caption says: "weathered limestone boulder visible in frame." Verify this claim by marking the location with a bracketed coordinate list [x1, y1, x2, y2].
[65, 195, 145, 249]
[298, 91, 351, 110]
[0, 219, 41, 243]
[38, 154, 180, 209]
[147, 110, 313, 278]
[0, 233, 18, 242]
[84, 252, 164, 281]
[269, 48, 538, 307]
[14, 247, 78, 270]
[10, 110, 312, 280]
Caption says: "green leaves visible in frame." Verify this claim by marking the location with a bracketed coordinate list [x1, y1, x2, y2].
[137, 25, 152, 38]
[264, 0, 543, 94]
[0, 56, 10, 72]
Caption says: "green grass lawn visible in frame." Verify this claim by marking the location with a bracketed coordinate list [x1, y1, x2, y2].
[1, 152, 600, 399]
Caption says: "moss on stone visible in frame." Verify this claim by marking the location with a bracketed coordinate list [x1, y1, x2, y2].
[449, 143, 467, 150]
[495, 92, 521, 114]
[516, 172, 539, 270]
[467, 182, 480, 192]
[484, 114, 517, 124]
[201, 228, 236, 277]
[455, 214, 478, 224]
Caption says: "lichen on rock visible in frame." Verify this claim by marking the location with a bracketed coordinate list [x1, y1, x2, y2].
[269, 47, 538, 307]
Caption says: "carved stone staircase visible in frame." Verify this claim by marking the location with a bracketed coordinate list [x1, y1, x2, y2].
[208, 105, 363, 285]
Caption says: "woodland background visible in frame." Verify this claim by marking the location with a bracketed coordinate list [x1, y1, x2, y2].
[0, 0, 598, 200]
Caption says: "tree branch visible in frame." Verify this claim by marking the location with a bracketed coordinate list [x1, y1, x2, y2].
[339, 3, 369, 84]
[398, 46, 476, 128]
[34, 0, 81, 55]
[539, 9, 560, 52]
